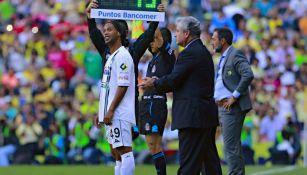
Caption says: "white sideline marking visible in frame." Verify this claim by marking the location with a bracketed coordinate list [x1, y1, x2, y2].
[249, 166, 297, 175]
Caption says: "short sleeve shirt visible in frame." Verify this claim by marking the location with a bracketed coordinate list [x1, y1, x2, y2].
[99, 46, 136, 124]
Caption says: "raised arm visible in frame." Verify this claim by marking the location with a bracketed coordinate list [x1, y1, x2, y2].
[129, 4, 165, 63]
[130, 22, 158, 62]
[86, 0, 107, 62]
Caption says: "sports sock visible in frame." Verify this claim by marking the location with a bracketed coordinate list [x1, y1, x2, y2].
[115, 160, 121, 175]
[120, 152, 135, 175]
[152, 152, 167, 175]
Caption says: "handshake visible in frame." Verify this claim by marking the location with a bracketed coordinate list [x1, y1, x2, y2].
[138, 76, 159, 90]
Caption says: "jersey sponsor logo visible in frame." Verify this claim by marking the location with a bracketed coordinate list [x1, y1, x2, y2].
[120, 63, 128, 71]
[145, 123, 151, 131]
[104, 69, 111, 75]
[124, 154, 131, 158]
[119, 75, 129, 80]
[143, 96, 151, 100]
[101, 82, 109, 88]
[114, 139, 120, 143]
[119, 71, 129, 75]
[168, 49, 173, 55]
[152, 125, 158, 133]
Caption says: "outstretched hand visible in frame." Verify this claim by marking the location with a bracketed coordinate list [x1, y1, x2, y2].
[157, 4, 165, 12]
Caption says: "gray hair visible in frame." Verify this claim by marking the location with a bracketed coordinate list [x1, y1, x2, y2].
[175, 16, 201, 37]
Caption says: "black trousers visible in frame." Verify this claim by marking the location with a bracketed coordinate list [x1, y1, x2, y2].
[177, 127, 222, 175]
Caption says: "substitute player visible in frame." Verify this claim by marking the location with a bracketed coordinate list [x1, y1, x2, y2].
[86, 1, 164, 141]
[99, 20, 135, 175]
[139, 28, 175, 175]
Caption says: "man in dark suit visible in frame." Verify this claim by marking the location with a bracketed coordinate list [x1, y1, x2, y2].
[139, 16, 222, 175]
[212, 28, 254, 175]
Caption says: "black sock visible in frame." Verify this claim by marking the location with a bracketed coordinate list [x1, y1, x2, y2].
[152, 152, 166, 175]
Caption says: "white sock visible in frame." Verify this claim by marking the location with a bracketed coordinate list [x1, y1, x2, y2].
[115, 161, 121, 175]
[120, 152, 135, 175]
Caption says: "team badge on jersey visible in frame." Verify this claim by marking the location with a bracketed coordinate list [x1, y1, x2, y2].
[120, 63, 128, 71]
[227, 70, 232, 76]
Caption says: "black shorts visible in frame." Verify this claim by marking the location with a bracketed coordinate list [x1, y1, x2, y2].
[139, 97, 167, 136]
[135, 97, 139, 123]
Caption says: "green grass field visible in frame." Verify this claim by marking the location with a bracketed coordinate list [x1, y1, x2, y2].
[0, 165, 307, 175]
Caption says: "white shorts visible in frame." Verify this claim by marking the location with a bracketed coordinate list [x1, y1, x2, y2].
[105, 119, 133, 148]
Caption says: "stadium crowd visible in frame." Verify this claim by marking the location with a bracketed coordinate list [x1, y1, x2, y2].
[0, 0, 306, 166]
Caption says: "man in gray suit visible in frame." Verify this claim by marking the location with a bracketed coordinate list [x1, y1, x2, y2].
[212, 28, 254, 175]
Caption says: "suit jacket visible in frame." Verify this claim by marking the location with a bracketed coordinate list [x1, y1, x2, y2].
[222, 46, 254, 112]
[154, 39, 219, 130]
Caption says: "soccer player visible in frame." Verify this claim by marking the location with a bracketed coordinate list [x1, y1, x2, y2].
[139, 28, 175, 175]
[86, 0, 164, 140]
[99, 20, 135, 175]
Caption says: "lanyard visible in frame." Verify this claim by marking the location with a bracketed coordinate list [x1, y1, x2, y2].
[148, 53, 160, 73]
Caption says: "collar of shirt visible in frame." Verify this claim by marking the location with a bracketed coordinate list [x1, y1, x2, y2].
[106, 46, 123, 60]
[222, 46, 231, 58]
[185, 38, 199, 49]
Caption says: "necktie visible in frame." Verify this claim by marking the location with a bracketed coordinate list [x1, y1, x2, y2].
[216, 55, 225, 80]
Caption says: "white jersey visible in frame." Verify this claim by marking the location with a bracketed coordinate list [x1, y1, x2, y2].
[99, 46, 136, 124]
